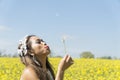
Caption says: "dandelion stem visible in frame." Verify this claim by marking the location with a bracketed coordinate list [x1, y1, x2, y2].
[62, 38, 67, 54]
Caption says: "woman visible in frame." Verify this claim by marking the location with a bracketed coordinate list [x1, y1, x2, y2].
[18, 35, 74, 80]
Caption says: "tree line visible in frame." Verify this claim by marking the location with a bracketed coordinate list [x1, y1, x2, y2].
[80, 51, 119, 59]
[0, 50, 18, 57]
[0, 50, 119, 59]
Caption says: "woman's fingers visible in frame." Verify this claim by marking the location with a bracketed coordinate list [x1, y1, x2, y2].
[58, 54, 74, 71]
[66, 55, 70, 62]
[66, 55, 74, 64]
[63, 54, 69, 61]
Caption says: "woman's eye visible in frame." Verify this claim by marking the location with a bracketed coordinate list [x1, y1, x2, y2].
[40, 39, 44, 42]
[36, 41, 41, 44]
[36, 39, 44, 44]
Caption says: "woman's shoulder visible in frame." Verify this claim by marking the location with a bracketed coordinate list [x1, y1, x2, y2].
[22, 66, 35, 75]
[20, 66, 39, 80]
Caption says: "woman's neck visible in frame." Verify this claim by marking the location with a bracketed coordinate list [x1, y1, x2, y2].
[36, 55, 47, 70]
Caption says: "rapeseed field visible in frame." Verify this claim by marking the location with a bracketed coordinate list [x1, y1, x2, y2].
[0, 58, 120, 80]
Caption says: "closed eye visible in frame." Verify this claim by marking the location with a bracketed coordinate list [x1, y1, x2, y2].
[36, 39, 44, 44]
[36, 40, 41, 44]
[40, 39, 44, 42]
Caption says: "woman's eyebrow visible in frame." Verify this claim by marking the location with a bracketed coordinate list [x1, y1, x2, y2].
[36, 39, 41, 41]
[36, 38, 43, 41]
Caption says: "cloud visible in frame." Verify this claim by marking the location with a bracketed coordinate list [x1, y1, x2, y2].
[0, 25, 11, 31]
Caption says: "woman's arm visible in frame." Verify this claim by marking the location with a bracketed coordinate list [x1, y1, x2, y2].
[55, 69, 64, 80]
[55, 54, 74, 80]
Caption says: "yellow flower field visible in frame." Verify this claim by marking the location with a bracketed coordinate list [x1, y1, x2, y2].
[0, 57, 120, 80]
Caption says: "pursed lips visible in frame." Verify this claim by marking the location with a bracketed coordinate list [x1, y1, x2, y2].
[44, 46, 49, 50]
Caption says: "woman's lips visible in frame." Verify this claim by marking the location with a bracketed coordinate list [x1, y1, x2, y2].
[44, 46, 49, 50]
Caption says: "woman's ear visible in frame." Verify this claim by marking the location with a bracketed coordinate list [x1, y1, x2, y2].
[28, 49, 34, 56]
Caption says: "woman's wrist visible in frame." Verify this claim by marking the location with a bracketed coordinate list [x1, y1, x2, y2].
[55, 68, 65, 80]
[57, 68, 65, 73]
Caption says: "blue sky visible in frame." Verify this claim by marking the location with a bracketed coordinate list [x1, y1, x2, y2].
[0, 0, 120, 58]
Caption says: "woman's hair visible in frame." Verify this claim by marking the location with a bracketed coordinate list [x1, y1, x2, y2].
[18, 35, 55, 80]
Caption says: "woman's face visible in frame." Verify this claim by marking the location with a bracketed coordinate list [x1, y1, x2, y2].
[29, 36, 50, 56]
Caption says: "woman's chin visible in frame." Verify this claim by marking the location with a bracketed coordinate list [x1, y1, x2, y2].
[45, 50, 50, 55]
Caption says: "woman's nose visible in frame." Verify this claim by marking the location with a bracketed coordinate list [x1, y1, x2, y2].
[41, 41, 46, 45]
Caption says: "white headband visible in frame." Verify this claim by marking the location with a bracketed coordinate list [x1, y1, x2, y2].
[18, 35, 28, 56]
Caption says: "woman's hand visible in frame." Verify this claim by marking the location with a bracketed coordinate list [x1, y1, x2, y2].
[58, 54, 74, 71]
[55, 54, 73, 80]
